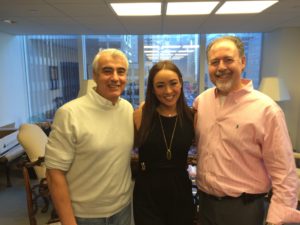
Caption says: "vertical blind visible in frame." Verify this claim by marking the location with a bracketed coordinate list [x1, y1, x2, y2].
[24, 35, 79, 122]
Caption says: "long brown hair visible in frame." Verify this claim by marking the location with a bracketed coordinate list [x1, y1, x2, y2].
[135, 60, 193, 147]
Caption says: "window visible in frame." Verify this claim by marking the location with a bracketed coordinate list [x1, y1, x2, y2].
[144, 34, 200, 106]
[23, 33, 262, 122]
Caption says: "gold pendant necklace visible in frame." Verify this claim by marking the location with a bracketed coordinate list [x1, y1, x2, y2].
[158, 115, 178, 160]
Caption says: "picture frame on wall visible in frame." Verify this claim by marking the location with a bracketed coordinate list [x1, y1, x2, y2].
[49, 66, 59, 90]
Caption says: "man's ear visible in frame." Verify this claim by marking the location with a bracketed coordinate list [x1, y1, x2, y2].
[241, 56, 246, 70]
[92, 73, 97, 83]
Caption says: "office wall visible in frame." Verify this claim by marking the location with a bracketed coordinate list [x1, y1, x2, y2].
[261, 27, 300, 150]
[0, 32, 28, 127]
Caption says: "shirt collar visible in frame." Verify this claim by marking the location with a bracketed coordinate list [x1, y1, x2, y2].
[214, 79, 253, 102]
[88, 88, 121, 109]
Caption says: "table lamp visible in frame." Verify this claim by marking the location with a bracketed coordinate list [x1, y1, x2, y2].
[258, 76, 290, 101]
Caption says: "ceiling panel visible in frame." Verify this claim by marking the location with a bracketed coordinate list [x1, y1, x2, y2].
[51, 3, 113, 17]
[0, 0, 299, 35]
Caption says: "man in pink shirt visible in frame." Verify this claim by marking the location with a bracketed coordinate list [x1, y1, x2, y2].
[193, 36, 300, 225]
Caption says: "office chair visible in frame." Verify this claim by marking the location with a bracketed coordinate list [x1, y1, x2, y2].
[17, 123, 59, 225]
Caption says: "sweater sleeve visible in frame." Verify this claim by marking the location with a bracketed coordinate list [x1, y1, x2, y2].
[45, 106, 76, 171]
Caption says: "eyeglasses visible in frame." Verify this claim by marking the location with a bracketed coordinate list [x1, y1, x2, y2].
[208, 57, 238, 67]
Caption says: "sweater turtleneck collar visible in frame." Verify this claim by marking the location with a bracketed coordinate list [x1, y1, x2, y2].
[88, 88, 121, 109]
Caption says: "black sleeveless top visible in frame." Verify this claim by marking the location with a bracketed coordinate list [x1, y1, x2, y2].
[133, 112, 195, 225]
[138, 112, 194, 170]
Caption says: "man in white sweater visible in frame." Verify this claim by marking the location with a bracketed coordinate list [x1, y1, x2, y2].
[45, 48, 134, 225]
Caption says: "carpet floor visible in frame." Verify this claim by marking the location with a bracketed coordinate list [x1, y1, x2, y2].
[1, 160, 299, 225]
[0, 161, 52, 225]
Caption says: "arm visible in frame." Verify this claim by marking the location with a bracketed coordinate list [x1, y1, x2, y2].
[133, 106, 142, 131]
[131, 108, 142, 179]
[47, 169, 77, 225]
[263, 110, 300, 224]
[192, 97, 200, 157]
[193, 108, 199, 146]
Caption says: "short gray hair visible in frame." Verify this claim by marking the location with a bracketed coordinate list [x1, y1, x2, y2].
[92, 48, 129, 76]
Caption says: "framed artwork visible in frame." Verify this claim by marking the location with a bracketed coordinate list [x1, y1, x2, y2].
[49, 66, 59, 90]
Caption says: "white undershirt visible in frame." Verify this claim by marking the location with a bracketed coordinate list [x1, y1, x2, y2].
[219, 95, 227, 107]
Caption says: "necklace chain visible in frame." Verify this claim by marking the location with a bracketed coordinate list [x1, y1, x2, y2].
[158, 115, 178, 160]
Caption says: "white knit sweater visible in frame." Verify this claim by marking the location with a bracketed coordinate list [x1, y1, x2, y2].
[45, 89, 134, 218]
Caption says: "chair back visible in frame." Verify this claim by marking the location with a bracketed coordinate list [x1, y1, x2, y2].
[17, 123, 48, 181]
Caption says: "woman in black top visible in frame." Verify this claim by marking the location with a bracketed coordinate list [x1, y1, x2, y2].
[133, 60, 195, 225]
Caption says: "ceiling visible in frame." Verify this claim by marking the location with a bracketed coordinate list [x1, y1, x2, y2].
[1, 0, 300, 35]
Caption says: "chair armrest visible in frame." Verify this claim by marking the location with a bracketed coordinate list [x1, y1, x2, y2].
[294, 152, 300, 160]
[19, 156, 45, 168]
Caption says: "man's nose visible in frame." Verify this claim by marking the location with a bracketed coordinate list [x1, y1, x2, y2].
[111, 70, 119, 80]
[217, 60, 227, 70]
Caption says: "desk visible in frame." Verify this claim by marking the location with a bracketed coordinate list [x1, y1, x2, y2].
[0, 128, 25, 187]
[0, 144, 24, 187]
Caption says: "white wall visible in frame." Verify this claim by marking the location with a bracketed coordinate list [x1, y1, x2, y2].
[0, 32, 28, 127]
[261, 27, 300, 150]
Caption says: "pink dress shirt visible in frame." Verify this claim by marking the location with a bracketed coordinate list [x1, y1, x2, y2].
[193, 79, 300, 224]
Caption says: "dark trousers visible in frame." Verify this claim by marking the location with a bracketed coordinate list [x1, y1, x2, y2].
[197, 190, 266, 225]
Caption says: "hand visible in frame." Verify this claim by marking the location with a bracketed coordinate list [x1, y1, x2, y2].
[265, 223, 276, 225]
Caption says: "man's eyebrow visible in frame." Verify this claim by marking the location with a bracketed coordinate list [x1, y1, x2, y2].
[117, 67, 126, 71]
[101, 66, 113, 70]
[101, 66, 126, 70]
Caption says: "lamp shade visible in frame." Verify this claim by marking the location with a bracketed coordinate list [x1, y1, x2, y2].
[77, 79, 96, 97]
[259, 77, 290, 101]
